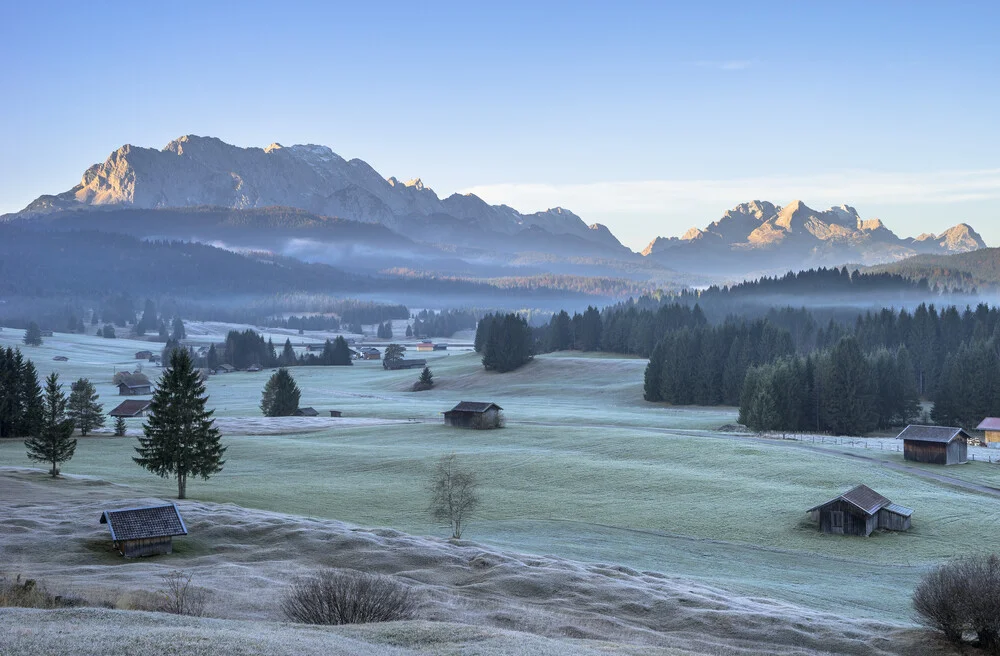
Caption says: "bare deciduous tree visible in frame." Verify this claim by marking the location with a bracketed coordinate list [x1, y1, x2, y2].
[158, 570, 209, 616]
[430, 453, 479, 539]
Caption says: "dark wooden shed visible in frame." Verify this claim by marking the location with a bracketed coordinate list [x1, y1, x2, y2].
[898, 425, 969, 465]
[329, 410, 343, 417]
[807, 484, 912, 537]
[100, 504, 188, 558]
[295, 407, 319, 417]
[444, 401, 504, 429]
[117, 372, 152, 396]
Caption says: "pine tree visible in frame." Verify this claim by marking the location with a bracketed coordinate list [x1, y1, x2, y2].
[67, 378, 104, 437]
[330, 336, 354, 366]
[114, 416, 127, 437]
[24, 373, 76, 477]
[171, 317, 186, 342]
[19, 360, 44, 438]
[413, 366, 434, 391]
[260, 368, 301, 416]
[134, 349, 226, 499]
[281, 339, 296, 366]
[405, 324, 413, 337]
[23, 322, 42, 346]
[822, 337, 878, 436]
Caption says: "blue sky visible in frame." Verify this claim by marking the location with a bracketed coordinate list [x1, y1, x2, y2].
[2, 1, 998, 250]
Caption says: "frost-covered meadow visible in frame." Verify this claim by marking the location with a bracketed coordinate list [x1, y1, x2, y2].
[1, 325, 996, 651]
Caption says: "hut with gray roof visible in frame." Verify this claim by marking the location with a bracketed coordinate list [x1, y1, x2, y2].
[898, 425, 969, 465]
[444, 401, 504, 429]
[100, 504, 188, 557]
[807, 484, 912, 537]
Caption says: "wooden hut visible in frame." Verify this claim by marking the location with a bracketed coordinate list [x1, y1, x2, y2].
[109, 399, 152, 418]
[295, 407, 319, 417]
[329, 410, 343, 417]
[977, 418, 1000, 448]
[100, 504, 188, 557]
[807, 484, 912, 537]
[898, 425, 969, 465]
[135, 350, 154, 360]
[416, 341, 435, 352]
[117, 372, 152, 396]
[444, 401, 504, 429]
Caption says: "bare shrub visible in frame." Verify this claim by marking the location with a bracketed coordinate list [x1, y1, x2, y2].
[158, 570, 210, 616]
[282, 569, 416, 625]
[0, 574, 85, 609]
[914, 554, 1000, 651]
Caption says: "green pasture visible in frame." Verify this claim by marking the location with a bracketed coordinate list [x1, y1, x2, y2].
[3, 329, 998, 622]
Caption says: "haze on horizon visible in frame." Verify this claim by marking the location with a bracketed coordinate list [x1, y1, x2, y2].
[2, 1, 998, 251]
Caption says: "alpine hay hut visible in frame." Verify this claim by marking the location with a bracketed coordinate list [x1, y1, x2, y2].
[898, 425, 969, 465]
[807, 484, 912, 537]
[100, 504, 188, 558]
[443, 401, 504, 429]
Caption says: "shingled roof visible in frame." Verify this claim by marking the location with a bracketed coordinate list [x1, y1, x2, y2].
[118, 372, 151, 388]
[977, 418, 1000, 431]
[807, 484, 893, 516]
[447, 401, 503, 413]
[897, 425, 969, 444]
[100, 504, 187, 541]
[109, 400, 152, 417]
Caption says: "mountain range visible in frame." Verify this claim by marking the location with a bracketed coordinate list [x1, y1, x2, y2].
[3, 135, 988, 280]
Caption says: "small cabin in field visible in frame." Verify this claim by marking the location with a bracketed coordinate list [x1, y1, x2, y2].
[444, 401, 504, 429]
[329, 410, 342, 417]
[416, 341, 435, 352]
[977, 418, 1000, 448]
[117, 373, 152, 396]
[217, 364, 235, 373]
[898, 425, 969, 465]
[109, 399, 152, 418]
[52, 355, 68, 361]
[807, 484, 912, 537]
[295, 407, 319, 417]
[135, 350, 154, 360]
[360, 347, 381, 360]
[100, 504, 188, 558]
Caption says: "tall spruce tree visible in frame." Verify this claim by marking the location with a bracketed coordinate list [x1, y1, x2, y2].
[171, 317, 186, 341]
[260, 368, 301, 416]
[330, 336, 354, 366]
[134, 349, 226, 499]
[24, 373, 76, 477]
[24, 322, 42, 346]
[67, 378, 104, 437]
[281, 339, 296, 366]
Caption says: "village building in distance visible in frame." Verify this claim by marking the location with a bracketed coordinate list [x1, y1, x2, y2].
[897, 425, 969, 465]
[109, 399, 152, 418]
[807, 485, 912, 537]
[976, 418, 1000, 448]
[116, 372, 152, 396]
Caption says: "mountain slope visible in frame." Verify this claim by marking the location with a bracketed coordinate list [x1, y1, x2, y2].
[13, 135, 628, 254]
[643, 200, 987, 275]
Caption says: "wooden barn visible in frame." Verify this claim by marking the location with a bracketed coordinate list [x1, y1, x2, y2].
[444, 401, 504, 429]
[329, 410, 343, 417]
[807, 484, 912, 537]
[977, 418, 1000, 448]
[898, 425, 969, 465]
[109, 399, 152, 418]
[117, 372, 152, 396]
[100, 504, 188, 558]
[416, 341, 435, 352]
[360, 347, 381, 360]
[295, 407, 319, 417]
[135, 350, 154, 360]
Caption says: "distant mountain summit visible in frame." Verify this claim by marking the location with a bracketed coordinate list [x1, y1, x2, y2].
[16, 135, 627, 254]
[642, 200, 986, 275]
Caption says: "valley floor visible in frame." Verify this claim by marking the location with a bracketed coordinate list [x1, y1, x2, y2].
[0, 327, 991, 653]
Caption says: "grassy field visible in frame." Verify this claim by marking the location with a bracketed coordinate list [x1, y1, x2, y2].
[2, 327, 998, 624]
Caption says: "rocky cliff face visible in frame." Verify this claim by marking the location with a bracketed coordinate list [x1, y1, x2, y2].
[642, 199, 986, 272]
[19, 135, 626, 252]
